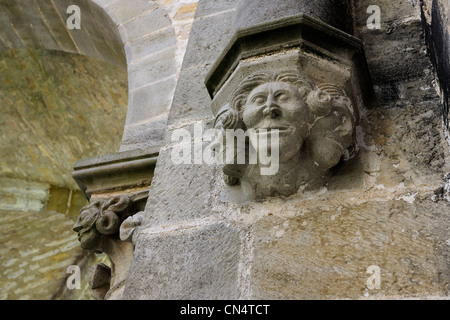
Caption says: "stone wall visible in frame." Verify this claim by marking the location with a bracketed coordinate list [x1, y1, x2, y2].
[0, 208, 101, 300]
[0, 49, 127, 190]
[123, 0, 450, 299]
[2, 0, 449, 301]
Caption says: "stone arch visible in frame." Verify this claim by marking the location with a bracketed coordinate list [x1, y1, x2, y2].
[0, 0, 126, 68]
[0, 0, 181, 151]
[99, 0, 180, 151]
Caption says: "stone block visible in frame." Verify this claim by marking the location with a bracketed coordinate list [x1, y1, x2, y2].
[249, 200, 450, 299]
[1, 0, 40, 48]
[173, 3, 198, 21]
[194, 0, 240, 19]
[125, 27, 177, 63]
[354, 0, 419, 28]
[353, 0, 427, 85]
[33, 0, 79, 53]
[121, 7, 172, 43]
[120, 117, 168, 152]
[87, 0, 127, 67]
[12, 0, 60, 50]
[123, 222, 244, 299]
[181, 8, 237, 68]
[127, 76, 176, 125]
[0, 12, 23, 48]
[45, 186, 70, 214]
[105, 0, 158, 24]
[52, 0, 100, 58]
[368, 103, 446, 187]
[128, 47, 177, 89]
[140, 142, 219, 226]
[167, 66, 214, 125]
[0, 178, 49, 213]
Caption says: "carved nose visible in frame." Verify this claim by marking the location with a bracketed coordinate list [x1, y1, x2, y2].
[73, 221, 83, 233]
[263, 104, 281, 118]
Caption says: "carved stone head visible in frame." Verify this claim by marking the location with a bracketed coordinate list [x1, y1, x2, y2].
[214, 71, 356, 199]
[72, 195, 132, 252]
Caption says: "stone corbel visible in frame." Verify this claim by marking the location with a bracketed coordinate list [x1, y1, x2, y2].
[71, 147, 159, 299]
[205, 11, 373, 200]
[72, 194, 142, 299]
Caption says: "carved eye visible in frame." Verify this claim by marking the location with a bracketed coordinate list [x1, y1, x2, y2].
[276, 92, 289, 102]
[252, 95, 266, 105]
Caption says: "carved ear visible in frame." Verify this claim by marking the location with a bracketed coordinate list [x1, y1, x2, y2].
[222, 109, 240, 130]
[102, 195, 131, 215]
[95, 210, 121, 235]
[306, 89, 333, 117]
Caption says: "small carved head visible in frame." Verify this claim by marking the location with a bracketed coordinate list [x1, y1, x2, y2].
[214, 71, 356, 193]
[73, 195, 132, 252]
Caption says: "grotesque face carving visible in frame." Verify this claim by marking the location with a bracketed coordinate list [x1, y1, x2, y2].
[73, 195, 131, 252]
[214, 71, 356, 199]
[73, 200, 104, 250]
[242, 81, 309, 162]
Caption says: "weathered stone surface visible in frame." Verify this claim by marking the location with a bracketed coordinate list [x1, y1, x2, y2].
[127, 76, 177, 124]
[354, 0, 426, 85]
[0, 49, 128, 190]
[195, 0, 239, 18]
[249, 199, 450, 299]
[140, 141, 219, 227]
[167, 66, 215, 125]
[367, 104, 446, 188]
[181, 8, 237, 68]
[124, 222, 244, 299]
[0, 209, 84, 300]
[120, 117, 168, 152]
[0, 0, 126, 67]
[235, 0, 354, 35]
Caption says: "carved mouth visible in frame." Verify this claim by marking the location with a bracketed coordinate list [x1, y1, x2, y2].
[77, 228, 91, 241]
[77, 231, 85, 241]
